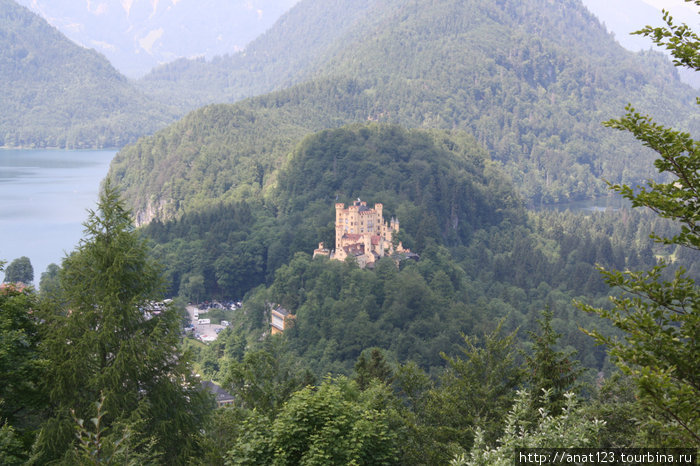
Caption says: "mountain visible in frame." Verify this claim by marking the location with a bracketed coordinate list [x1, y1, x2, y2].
[0, 0, 176, 148]
[14, 0, 300, 78]
[111, 0, 699, 219]
[137, 0, 377, 110]
[581, 0, 700, 88]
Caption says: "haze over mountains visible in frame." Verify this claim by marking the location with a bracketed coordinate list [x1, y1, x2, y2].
[17, 0, 699, 86]
[14, 0, 300, 78]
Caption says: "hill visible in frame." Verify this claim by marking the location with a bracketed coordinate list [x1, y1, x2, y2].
[113, 0, 698, 219]
[140, 124, 521, 300]
[140, 123, 690, 379]
[0, 0, 176, 148]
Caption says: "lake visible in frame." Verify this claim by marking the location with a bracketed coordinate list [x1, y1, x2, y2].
[532, 195, 629, 213]
[0, 149, 116, 282]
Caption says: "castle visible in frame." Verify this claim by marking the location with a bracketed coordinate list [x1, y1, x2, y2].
[313, 199, 411, 268]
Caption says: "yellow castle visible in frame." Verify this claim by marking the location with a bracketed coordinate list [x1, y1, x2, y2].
[314, 199, 410, 268]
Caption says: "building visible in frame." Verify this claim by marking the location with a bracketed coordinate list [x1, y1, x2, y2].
[270, 306, 295, 335]
[313, 198, 412, 268]
[201, 380, 235, 407]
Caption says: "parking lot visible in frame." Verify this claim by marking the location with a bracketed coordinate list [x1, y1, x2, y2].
[186, 305, 225, 342]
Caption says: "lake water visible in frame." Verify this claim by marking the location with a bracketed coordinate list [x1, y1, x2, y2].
[0, 149, 116, 282]
[533, 195, 629, 212]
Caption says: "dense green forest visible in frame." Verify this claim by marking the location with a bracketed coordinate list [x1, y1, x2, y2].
[141, 124, 696, 379]
[1, 0, 698, 464]
[114, 0, 699, 216]
[0, 0, 177, 148]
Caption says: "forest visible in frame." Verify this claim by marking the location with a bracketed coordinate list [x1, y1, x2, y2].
[112, 0, 699, 215]
[3, 112, 698, 463]
[0, 0, 177, 148]
[0, 0, 698, 464]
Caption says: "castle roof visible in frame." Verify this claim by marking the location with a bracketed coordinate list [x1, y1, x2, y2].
[342, 233, 363, 241]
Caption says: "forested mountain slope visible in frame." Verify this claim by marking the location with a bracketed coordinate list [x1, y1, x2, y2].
[0, 0, 176, 148]
[140, 124, 689, 379]
[137, 0, 376, 109]
[115, 0, 698, 216]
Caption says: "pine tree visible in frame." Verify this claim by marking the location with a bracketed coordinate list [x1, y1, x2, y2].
[32, 182, 210, 464]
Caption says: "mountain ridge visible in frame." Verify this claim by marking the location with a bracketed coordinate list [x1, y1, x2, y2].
[0, 0, 177, 148]
[110, 0, 699, 219]
[14, 0, 301, 78]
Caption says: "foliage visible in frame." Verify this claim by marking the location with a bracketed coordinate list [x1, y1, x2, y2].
[0, 422, 26, 466]
[0, 284, 40, 421]
[578, 0, 700, 446]
[32, 183, 211, 464]
[0, 265, 44, 461]
[226, 377, 401, 465]
[3, 256, 33, 284]
[116, 0, 698, 221]
[404, 322, 523, 464]
[222, 339, 315, 415]
[452, 390, 605, 466]
[69, 394, 161, 466]
[354, 348, 394, 390]
[38, 263, 61, 299]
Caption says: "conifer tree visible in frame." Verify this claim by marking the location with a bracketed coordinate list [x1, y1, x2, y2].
[32, 182, 210, 464]
[354, 347, 394, 390]
[525, 308, 583, 414]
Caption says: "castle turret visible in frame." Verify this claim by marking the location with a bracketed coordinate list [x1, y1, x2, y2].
[375, 203, 383, 219]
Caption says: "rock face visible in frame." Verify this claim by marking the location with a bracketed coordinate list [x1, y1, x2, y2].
[134, 198, 174, 227]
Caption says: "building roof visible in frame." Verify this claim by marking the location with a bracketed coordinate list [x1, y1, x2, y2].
[272, 306, 290, 317]
[201, 380, 235, 405]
